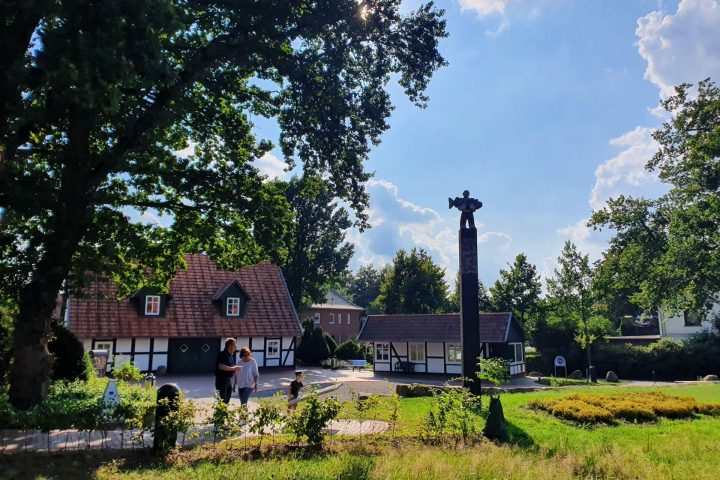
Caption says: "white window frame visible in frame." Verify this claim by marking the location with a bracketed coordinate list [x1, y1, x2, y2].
[510, 342, 524, 363]
[314, 312, 321, 324]
[145, 295, 160, 315]
[408, 342, 425, 363]
[266, 339, 280, 358]
[446, 343, 462, 364]
[376, 342, 390, 362]
[226, 297, 241, 316]
[329, 313, 335, 324]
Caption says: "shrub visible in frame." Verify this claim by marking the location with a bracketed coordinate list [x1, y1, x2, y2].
[113, 361, 144, 382]
[285, 392, 341, 448]
[529, 391, 718, 424]
[334, 337, 365, 360]
[49, 320, 89, 382]
[296, 321, 332, 364]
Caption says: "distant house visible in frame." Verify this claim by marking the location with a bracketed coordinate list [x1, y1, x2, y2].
[300, 290, 364, 344]
[658, 302, 719, 340]
[358, 312, 526, 377]
[67, 254, 302, 374]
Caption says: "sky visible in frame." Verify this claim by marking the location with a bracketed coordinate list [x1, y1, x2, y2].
[255, 0, 720, 288]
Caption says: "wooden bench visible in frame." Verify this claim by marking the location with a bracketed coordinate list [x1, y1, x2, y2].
[394, 361, 415, 373]
[349, 359, 367, 371]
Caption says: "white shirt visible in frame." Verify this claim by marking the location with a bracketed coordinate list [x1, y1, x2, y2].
[233, 357, 259, 389]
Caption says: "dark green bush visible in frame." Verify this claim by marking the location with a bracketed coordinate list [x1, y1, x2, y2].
[334, 337, 365, 360]
[49, 320, 89, 382]
[297, 320, 331, 364]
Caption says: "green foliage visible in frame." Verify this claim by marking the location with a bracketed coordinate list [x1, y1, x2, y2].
[447, 271, 493, 313]
[297, 320, 332, 364]
[346, 265, 391, 311]
[48, 320, 88, 383]
[249, 399, 284, 447]
[0, 301, 14, 384]
[280, 175, 354, 310]
[422, 387, 482, 443]
[593, 335, 720, 381]
[0, 0, 448, 408]
[285, 392, 341, 448]
[489, 253, 542, 327]
[590, 79, 720, 314]
[477, 357, 510, 392]
[334, 337, 366, 360]
[377, 248, 450, 314]
[0, 378, 155, 432]
[113, 361, 144, 382]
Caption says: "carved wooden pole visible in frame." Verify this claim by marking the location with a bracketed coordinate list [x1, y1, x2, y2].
[449, 190, 482, 395]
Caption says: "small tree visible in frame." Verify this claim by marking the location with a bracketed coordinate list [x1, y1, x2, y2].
[476, 357, 510, 439]
[285, 392, 341, 448]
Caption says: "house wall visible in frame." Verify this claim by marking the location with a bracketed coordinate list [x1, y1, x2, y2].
[372, 341, 486, 375]
[300, 307, 363, 344]
[659, 303, 719, 339]
[83, 335, 294, 373]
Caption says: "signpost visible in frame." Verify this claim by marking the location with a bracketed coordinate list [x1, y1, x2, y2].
[554, 355, 567, 378]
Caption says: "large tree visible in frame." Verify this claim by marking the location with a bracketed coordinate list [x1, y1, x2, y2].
[0, 0, 447, 408]
[546, 241, 612, 371]
[489, 253, 541, 327]
[448, 271, 493, 313]
[590, 79, 720, 316]
[377, 248, 449, 314]
[281, 175, 354, 310]
[346, 264, 390, 311]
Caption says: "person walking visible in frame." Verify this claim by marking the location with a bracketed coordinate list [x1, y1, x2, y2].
[215, 338, 241, 404]
[233, 347, 259, 406]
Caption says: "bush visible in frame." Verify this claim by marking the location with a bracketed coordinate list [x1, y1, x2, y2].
[49, 320, 89, 382]
[285, 392, 341, 448]
[0, 303, 15, 385]
[113, 361, 144, 382]
[529, 392, 718, 424]
[334, 337, 365, 360]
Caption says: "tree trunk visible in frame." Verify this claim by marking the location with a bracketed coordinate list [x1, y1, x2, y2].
[8, 133, 92, 408]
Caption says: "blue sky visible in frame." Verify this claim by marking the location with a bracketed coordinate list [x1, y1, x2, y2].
[253, 0, 720, 287]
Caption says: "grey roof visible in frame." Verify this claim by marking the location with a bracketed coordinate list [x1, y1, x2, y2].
[358, 312, 522, 343]
[310, 290, 364, 311]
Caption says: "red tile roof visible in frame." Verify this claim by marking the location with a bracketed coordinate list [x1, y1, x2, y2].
[358, 312, 519, 343]
[68, 254, 301, 339]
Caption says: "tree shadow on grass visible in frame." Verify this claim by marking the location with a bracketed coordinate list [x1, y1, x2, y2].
[0, 449, 160, 480]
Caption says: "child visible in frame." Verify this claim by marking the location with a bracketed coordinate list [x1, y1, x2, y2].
[288, 371, 304, 412]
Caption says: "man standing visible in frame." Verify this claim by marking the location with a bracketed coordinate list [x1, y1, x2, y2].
[215, 338, 241, 404]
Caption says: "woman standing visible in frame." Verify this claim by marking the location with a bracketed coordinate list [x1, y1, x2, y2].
[233, 347, 259, 406]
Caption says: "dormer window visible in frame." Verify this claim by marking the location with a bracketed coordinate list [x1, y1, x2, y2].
[226, 297, 241, 316]
[145, 295, 161, 315]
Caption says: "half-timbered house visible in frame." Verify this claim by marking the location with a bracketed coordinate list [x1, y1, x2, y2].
[358, 312, 526, 377]
[67, 254, 301, 374]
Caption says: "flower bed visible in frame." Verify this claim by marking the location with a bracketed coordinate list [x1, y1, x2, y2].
[529, 392, 720, 424]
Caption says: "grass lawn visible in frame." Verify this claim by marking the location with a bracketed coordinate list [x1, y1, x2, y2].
[1, 384, 719, 479]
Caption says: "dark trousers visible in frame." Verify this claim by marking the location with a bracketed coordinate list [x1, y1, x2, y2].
[215, 377, 232, 404]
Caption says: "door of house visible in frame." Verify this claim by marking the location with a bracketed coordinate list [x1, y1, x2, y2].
[167, 338, 221, 374]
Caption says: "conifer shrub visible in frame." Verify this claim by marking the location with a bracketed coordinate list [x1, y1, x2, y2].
[529, 392, 719, 424]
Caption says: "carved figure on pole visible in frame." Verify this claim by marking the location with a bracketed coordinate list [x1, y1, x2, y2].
[448, 190, 483, 229]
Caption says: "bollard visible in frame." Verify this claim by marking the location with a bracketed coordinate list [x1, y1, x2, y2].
[589, 366, 598, 383]
[153, 383, 180, 453]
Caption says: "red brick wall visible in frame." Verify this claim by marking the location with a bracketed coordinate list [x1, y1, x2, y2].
[300, 308, 363, 344]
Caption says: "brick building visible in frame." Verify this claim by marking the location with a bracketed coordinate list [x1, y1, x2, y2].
[300, 290, 364, 344]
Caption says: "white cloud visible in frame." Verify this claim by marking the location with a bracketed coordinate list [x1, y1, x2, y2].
[589, 126, 660, 211]
[459, 0, 512, 17]
[254, 152, 289, 180]
[350, 179, 513, 285]
[637, 0, 720, 97]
